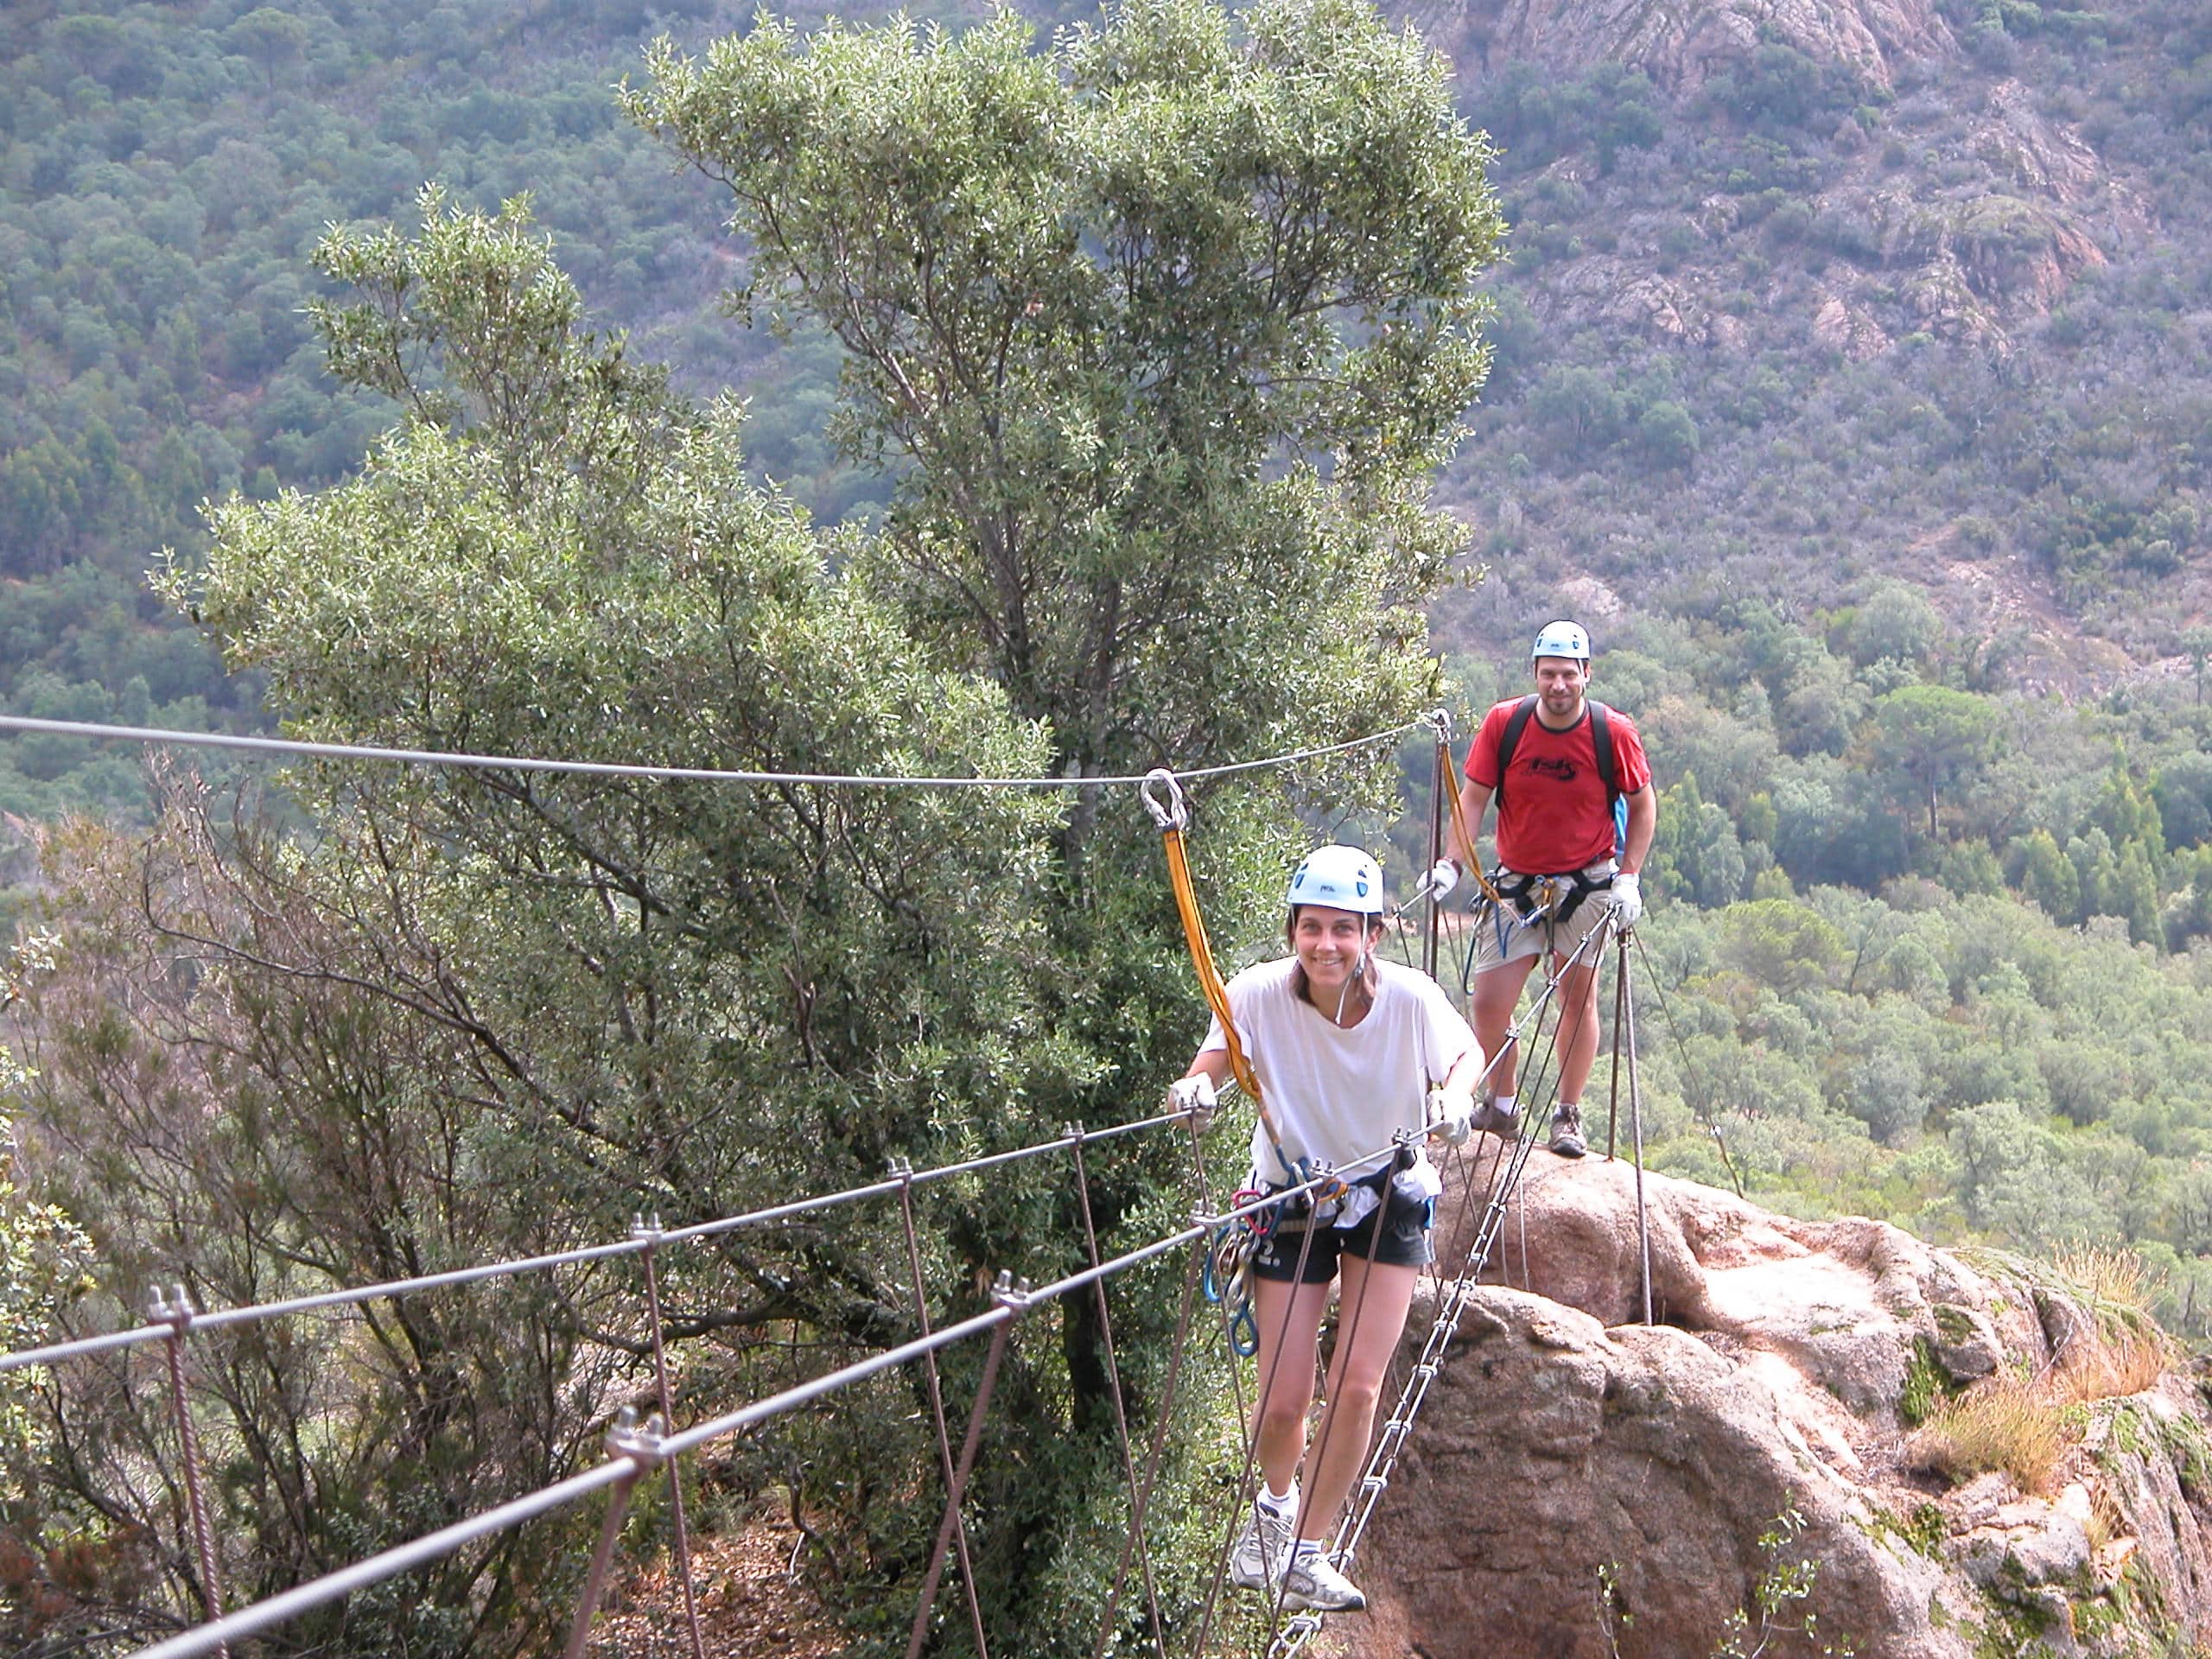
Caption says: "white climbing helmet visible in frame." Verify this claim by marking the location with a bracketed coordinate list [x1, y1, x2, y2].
[1286, 845, 1387, 915]
[1531, 619, 1592, 663]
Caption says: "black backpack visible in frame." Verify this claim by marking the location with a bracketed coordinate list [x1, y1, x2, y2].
[1493, 695, 1625, 855]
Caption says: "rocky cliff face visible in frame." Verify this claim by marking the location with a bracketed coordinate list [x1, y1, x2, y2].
[1405, 0, 1954, 92]
[1343, 1160, 2212, 1657]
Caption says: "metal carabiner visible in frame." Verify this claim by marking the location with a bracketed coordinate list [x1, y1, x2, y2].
[1139, 766, 1188, 832]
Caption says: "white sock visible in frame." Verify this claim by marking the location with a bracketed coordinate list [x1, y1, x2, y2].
[1496, 1094, 1516, 1116]
[1293, 1538, 1325, 1559]
[1260, 1483, 1296, 1515]
[1558, 1099, 1579, 1111]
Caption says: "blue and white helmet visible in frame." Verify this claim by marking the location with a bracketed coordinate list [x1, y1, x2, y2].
[1286, 844, 1387, 916]
[1531, 619, 1592, 663]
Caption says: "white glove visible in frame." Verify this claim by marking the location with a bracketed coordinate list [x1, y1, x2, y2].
[1610, 871, 1643, 931]
[1427, 1086, 1472, 1147]
[1167, 1072, 1218, 1123]
[1424, 858, 1462, 901]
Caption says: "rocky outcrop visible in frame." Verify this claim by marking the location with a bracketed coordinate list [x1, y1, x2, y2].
[1812, 292, 1890, 360]
[1343, 1159, 2212, 1657]
[1973, 80, 2101, 204]
[1408, 0, 1954, 93]
[1549, 260, 1747, 350]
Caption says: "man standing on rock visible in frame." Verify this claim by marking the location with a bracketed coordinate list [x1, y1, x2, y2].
[1440, 620, 1656, 1157]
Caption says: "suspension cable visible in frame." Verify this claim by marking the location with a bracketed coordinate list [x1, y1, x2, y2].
[2, 1107, 1197, 1376]
[117, 1160, 1414, 1659]
[0, 713, 1423, 792]
[1631, 931, 1745, 1198]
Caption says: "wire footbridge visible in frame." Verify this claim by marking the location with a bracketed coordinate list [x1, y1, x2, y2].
[0, 709, 1718, 1659]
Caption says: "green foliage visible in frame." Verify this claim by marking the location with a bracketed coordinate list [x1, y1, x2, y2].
[25, 9, 1503, 1649]
[1900, 1338, 1955, 1426]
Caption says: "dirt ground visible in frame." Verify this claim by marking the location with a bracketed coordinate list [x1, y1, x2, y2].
[588, 1522, 844, 1659]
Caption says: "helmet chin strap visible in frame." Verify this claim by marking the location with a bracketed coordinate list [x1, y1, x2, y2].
[1332, 940, 1372, 1025]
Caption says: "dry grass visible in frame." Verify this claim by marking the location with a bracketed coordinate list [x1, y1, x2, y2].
[2054, 1321, 2171, 1402]
[2050, 1245, 2175, 1402]
[1910, 1370, 2069, 1495]
[2054, 1245, 2154, 1311]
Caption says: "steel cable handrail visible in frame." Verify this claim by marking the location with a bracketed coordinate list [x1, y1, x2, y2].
[1, 1109, 1194, 1376]
[118, 1157, 1402, 1659]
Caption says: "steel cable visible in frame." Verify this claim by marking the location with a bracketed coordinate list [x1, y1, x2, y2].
[0, 712, 1423, 792]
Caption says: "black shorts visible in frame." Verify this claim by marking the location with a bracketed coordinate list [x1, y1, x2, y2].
[1249, 1186, 1435, 1284]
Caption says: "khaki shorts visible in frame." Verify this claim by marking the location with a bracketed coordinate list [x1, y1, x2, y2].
[1470, 861, 1618, 973]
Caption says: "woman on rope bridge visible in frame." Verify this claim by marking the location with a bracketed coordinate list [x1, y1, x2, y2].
[1169, 844, 1484, 1614]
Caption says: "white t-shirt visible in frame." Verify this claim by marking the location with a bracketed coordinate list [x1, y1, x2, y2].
[1201, 957, 1479, 1185]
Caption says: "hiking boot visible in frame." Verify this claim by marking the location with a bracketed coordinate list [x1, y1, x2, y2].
[1228, 1499, 1293, 1592]
[1281, 1548, 1367, 1613]
[1548, 1102, 1587, 1159]
[1469, 1092, 1519, 1139]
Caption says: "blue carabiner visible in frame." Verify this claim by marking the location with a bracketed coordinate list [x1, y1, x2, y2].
[1228, 1294, 1259, 1357]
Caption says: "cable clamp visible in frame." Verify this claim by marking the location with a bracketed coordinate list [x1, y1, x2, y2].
[1138, 767, 1188, 831]
[147, 1282, 195, 1332]
[989, 1270, 1035, 1311]
[887, 1155, 914, 1180]
[606, 1405, 671, 1470]
[627, 1212, 665, 1244]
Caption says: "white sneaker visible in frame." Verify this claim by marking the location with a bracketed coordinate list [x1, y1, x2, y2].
[1281, 1547, 1366, 1612]
[1228, 1500, 1293, 1592]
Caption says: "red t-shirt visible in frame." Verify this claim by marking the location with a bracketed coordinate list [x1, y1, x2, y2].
[1464, 697, 1652, 874]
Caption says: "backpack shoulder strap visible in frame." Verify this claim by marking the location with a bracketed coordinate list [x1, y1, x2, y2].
[1587, 700, 1619, 805]
[1493, 695, 1539, 806]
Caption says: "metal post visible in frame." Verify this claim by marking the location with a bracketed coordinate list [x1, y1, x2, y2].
[1605, 928, 1629, 1162]
[1425, 710, 1452, 981]
[632, 1217, 705, 1659]
[561, 1407, 664, 1659]
[906, 1278, 1025, 1659]
[1620, 944, 1654, 1325]
[892, 1159, 989, 1659]
[1065, 1126, 1167, 1659]
[150, 1285, 227, 1659]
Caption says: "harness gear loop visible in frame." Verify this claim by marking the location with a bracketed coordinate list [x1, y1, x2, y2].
[1491, 863, 1616, 931]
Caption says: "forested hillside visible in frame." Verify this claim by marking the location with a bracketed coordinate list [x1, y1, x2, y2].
[1435, 0, 2212, 652]
[13, 0, 2212, 1652]
[0, 0, 872, 819]
[1389, 0, 2212, 1325]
